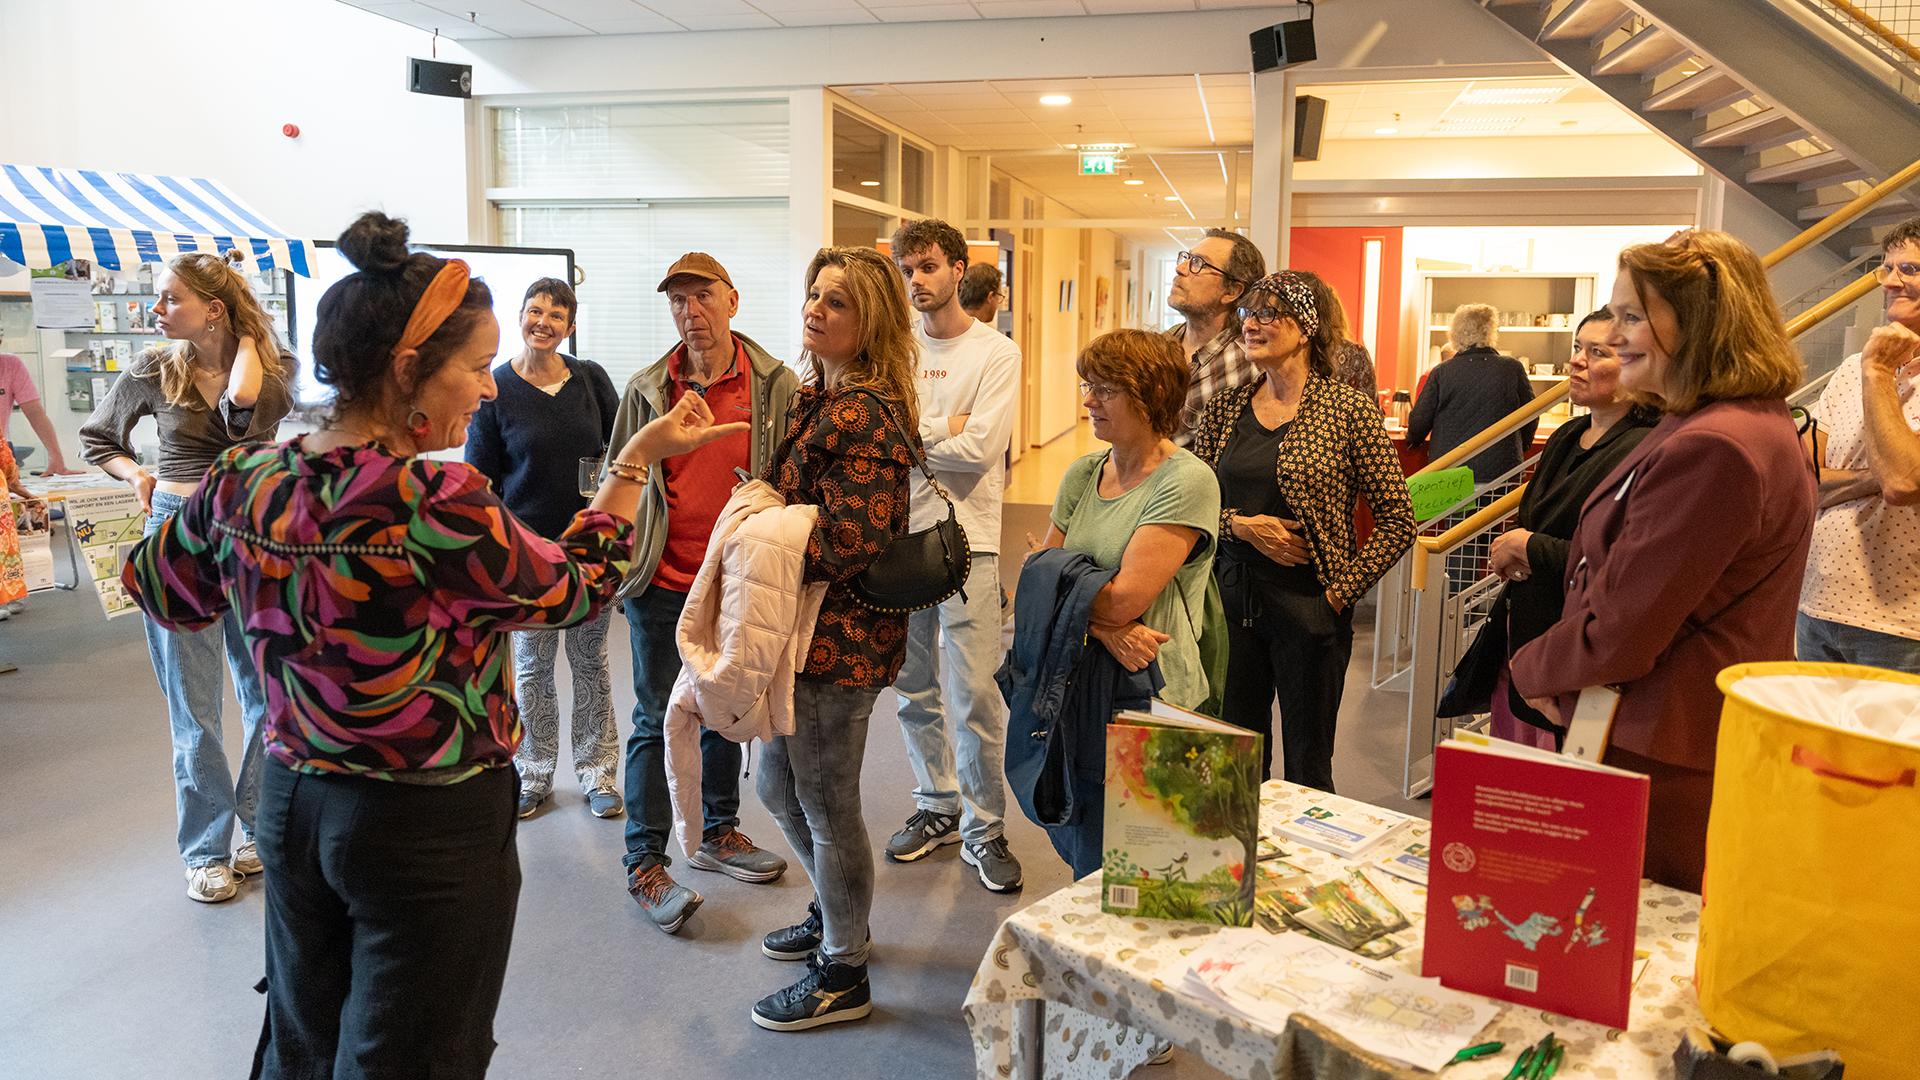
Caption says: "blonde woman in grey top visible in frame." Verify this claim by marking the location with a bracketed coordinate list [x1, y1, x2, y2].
[79, 250, 294, 904]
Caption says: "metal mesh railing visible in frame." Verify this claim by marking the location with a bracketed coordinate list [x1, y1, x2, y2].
[1799, 0, 1920, 100]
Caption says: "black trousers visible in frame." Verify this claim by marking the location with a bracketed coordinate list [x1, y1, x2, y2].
[252, 759, 521, 1080]
[1220, 586, 1354, 794]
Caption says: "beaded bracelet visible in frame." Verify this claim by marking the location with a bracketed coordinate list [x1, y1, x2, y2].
[605, 465, 648, 485]
[608, 459, 650, 477]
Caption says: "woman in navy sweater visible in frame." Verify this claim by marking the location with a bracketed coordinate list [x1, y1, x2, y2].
[466, 277, 622, 818]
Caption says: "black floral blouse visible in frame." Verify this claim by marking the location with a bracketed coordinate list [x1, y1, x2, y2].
[1189, 372, 1415, 605]
[765, 384, 917, 687]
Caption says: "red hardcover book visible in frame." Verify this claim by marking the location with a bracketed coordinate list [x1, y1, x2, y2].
[1422, 738, 1650, 1029]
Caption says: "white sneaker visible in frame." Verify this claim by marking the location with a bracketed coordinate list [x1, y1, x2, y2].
[186, 864, 241, 903]
[233, 840, 262, 876]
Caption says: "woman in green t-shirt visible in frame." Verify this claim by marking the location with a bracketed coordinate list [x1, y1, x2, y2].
[1031, 329, 1221, 710]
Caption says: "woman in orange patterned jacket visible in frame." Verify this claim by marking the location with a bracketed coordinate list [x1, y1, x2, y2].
[751, 245, 920, 1034]
[1190, 271, 1416, 793]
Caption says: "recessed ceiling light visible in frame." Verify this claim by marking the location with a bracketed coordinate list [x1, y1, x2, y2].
[1374, 127, 1398, 134]
[848, 87, 878, 97]
[1124, 179, 1144, 185]
[859, 180, 879, 187]
[1457, 86, 1567, 106]
[1163, 195, 1180, 201]
[1561, 120, 1579, 127]
[1436, 116, 1523, 132]
[1040, 95, 1072, 105]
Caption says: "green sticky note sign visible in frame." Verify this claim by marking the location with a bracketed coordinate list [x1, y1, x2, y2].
[1406, 467, 1476, 523]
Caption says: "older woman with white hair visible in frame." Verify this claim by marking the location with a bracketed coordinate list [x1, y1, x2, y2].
[1406, 303, 1538, 483]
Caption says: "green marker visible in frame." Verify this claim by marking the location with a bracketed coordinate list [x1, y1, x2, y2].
[1447, 1041, 1504, 1066]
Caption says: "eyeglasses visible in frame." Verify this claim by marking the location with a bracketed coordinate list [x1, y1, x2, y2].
[1078, 381, 1123, 401]
[1175, 251, 1230, 279]
[1874, 261, 1920, 284]
[1236, 305, 1289, 326]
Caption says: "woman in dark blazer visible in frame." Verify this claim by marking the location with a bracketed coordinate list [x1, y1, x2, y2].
[1485, 307, 1657, 748]
[1190, 271, 1415, 792]
[1510, 231, 1814, 893]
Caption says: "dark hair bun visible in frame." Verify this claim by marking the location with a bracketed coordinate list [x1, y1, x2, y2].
[336, 212, 412, 275]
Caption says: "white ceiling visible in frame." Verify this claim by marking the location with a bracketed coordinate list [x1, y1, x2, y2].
[338, 0, 1280, 38]
[1299, 76, 1643, 140]
[833, 75, 1650, 248]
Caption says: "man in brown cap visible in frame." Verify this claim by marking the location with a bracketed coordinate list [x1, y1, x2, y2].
[607, 252, 800, 934]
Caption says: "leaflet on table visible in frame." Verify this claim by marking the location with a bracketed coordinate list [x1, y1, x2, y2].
[1372, 839, 1430, 886]
[1183, 927, 1502, 1072]
[63, 488, 146, 618]
[1423, 736, 1649, 1030]
[1101, 701, 1262, 926]
[1272, 790, 1416, 858]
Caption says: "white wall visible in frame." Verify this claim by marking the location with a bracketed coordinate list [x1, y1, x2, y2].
[0, 0, 474, 243]
[1297, 135, 1699, 181]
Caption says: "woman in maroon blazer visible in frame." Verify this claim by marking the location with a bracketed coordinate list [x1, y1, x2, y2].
[1510, 230, 1814, 893]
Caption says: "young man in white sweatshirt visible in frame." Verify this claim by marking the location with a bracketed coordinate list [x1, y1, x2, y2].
[885, 218, 1025, 891]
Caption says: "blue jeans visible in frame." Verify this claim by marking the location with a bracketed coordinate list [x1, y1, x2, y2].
[620, 587, 741, 870]
[893, 554, 1007, 842]
[757, 679, 879, 967]
[143, 490, 269, 869]
[1796, 612, 1920, 675]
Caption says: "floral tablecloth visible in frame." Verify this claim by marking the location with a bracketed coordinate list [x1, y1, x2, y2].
[963, 781, 1708, 1080]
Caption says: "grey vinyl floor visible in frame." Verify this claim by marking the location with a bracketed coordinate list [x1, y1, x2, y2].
[0, 535, 1427, 1080]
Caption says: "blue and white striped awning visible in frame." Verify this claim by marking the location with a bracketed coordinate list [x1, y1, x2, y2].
[0, 165, 315, 276]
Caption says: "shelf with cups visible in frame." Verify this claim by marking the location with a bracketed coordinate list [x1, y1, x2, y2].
[1417, 271, 1597, 381]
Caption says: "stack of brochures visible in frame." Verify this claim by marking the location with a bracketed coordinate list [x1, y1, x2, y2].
[1271, 791, 1416, 858]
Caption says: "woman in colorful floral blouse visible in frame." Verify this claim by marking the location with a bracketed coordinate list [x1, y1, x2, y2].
[1190, 271, 1415, 793]
[123, 212, 745, 1079]
[751, 246, 919, 1034]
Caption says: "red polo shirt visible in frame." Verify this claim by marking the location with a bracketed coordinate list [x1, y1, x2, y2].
[651, 338, 754, 592]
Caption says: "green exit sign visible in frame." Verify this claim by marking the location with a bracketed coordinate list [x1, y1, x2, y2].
[1079, 153, 1116, 175]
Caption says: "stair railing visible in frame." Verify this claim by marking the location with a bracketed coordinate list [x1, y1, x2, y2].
[1378, 155, 1920, 795]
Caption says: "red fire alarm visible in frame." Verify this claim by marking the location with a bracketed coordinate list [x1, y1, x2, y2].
[282, 124, 300, 138]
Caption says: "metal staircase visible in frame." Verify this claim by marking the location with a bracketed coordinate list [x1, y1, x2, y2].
[1479, 0, 1920, 259]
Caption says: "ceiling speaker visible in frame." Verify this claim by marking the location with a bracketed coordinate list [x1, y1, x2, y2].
[1250, 18, 1317, 73]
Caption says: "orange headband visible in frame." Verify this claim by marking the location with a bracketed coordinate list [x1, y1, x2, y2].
[392, 259, 471, 356]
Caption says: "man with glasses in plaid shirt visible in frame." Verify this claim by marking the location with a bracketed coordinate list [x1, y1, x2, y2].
[1163, 228, 1266, 446]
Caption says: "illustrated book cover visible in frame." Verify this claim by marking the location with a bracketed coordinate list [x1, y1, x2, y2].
[1102, 701, 1262, 926]
[1422, 736, 1650, 1029]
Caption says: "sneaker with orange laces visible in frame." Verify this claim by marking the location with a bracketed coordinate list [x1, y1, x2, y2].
[688, 828, 788, 883]
[627, 860, 703, 934]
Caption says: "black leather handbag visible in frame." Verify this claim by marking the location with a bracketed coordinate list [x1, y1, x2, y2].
[847, 393, 971, 613]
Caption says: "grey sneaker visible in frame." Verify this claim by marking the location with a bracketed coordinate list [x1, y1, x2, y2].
[517, 790, 548, 819]
[627, 862, 703, 935]
[960, 836, 1023, 892]
[884, 809, 960, 862]
[587, 788, 623, 818]
[688, 828, 787, 883]
[232, 839, 263, 876]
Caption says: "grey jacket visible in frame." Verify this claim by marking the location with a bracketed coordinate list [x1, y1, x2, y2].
[606, 332, 799, 600]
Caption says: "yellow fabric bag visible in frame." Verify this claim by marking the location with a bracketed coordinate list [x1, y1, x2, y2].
[1698, 662, 1920, 1080]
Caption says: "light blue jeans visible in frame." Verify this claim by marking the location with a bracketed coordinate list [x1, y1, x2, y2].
[511, 606, 618, 800]
[1796, 612, 1920, 675]
[758, 680, 879, 968]
[892, 554, 1007, 843]
[142, 490, 269, 869]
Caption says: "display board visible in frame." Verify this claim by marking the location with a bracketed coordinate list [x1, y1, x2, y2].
[286, 241, 575, 403]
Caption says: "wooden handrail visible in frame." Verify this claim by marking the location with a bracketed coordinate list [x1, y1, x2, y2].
[1763, 157, 1920, 268]
[1825, 0, 1920, 66]
[1410, 487, 1525, 591]
[1413, 380, 1569, 476]
[1786, 271, 1881, 336]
